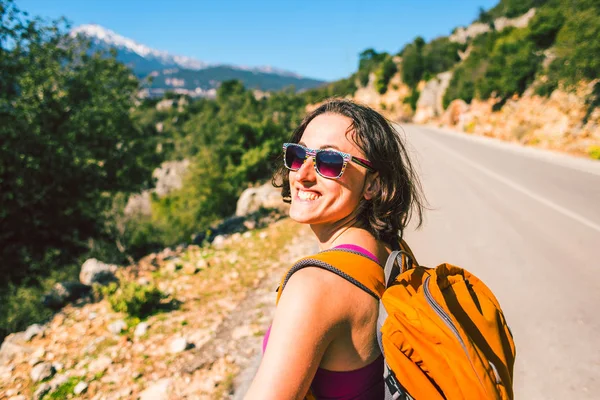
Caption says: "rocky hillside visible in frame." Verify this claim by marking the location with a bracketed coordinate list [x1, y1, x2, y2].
[325, 0, 600, 160]
[0, 210, 317, 399]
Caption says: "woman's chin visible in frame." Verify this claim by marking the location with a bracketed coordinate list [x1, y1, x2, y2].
[289, 210, 312, 224]
[289, 204, 318, 224]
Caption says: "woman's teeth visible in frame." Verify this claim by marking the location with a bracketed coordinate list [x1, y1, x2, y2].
[298, 190, 320, 201]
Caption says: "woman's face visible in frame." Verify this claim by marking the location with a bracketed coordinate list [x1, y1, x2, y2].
[288, 113, 371, 229]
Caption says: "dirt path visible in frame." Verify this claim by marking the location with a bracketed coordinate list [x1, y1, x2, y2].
[178, 221, 318, 399]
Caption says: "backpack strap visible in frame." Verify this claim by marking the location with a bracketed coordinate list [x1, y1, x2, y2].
[275, 245, 416, 400]
[276, 248, 385, 305]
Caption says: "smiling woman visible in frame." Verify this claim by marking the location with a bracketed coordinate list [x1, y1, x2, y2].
[244, 99, 425, 399]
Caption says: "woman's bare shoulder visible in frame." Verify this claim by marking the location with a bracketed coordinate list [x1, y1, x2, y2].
[281, 264, 376, 317]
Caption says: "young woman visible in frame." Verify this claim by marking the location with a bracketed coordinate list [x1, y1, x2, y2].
[245, 99, 425, 399]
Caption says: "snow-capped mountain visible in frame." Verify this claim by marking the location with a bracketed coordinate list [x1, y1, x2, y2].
[71, 25, 210, 71]
[70, 24, 318, 95]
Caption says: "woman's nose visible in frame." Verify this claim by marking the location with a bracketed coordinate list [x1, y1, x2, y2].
[295, 156, 316, 181]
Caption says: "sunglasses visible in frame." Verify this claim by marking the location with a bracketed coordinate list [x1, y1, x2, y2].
[283, 143, 375, 179]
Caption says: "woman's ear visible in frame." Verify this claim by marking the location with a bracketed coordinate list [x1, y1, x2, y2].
[363, 172, 380, 201]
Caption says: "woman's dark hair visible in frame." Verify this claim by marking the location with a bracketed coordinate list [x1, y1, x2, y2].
[272, 98, 426, 248]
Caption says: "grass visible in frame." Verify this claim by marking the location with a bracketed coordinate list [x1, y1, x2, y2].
[43, 376, 80, 399]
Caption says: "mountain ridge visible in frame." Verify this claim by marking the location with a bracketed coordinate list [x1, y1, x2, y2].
[71, 24, 326, 96]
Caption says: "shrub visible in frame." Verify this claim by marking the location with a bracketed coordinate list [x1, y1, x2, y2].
[375, 57, 398, 94]
[422, 37, 464, 77]
[588, 145, 600, 160]
[101, 282, 165, 319]
[404, 89, 421, 111]
[551, 7, 600, 85]
[443, 33, 497, 108]
[46, 377, 81, 399]
[401, 37, 425, 88]
[528, 6, 565, 48]
[478, 28, 542, 99]
[355, 49, 388, 88]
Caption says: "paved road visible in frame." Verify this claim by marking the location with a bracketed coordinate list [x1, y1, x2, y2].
[401, 124, 600, 399]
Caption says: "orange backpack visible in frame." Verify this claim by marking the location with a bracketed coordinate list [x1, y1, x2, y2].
[276, 242, 516, 400]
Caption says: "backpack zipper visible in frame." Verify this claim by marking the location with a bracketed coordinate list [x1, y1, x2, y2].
[423, 276, 487, 392]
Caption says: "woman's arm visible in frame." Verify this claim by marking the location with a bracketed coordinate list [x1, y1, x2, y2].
[244, 267, 344, 399]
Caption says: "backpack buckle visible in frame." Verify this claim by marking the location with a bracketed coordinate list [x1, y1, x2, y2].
[384, 365, 412, 400]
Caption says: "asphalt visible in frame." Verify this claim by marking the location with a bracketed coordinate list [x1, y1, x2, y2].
[401, 124, 600, 399]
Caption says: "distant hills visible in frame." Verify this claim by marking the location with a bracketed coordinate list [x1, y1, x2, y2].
[71, 25, 326, 97]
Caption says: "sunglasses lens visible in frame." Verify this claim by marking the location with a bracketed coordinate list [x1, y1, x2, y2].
[285, 144, 306, 170]
[316, 151, 344, 178]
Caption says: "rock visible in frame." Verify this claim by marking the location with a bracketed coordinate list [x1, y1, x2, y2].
[442, 99, 469, 127]
[139, 378, 172, 400]
[414, 71, 453, 123]
[494, 8, 536, 31]
[108, 320, 127, 335]
[42, 281, 91, 309]
[88, 355, 112, 373]
[74, 381, 88, 395]
[0, 364, 15, 380]
[29, 347, 46, 366]
[211, 235, 226, 249]
[243, 219, 257, 230]
[0, 333, 32, 362]
[164, 261, 181, 273]
[236, 183, 285, 216]
[112, 387, 134, 399]
[24, 324, 45, 341]
[31, 347, 45, 359]
[242, 231, 252, 239]
[88, 311, 98, 320]
[134, 322, 149, 337]
[52, 362, 64, 372]
[152, 160, 190, 197]
[137, 277, 151, 286]
[259, 232, 268, 240]
[449, 22, 490, 44]
[8, 395, 26, 400]
[124, 191, 152, 217]
[33, 383, 51, 400]
[30, 362, 55, 382]
[80, 259, 118, 286]
[169, 337, 193, 353]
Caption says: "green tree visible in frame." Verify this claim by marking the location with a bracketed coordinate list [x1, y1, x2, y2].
[551, 6, 600, 85]
[421, 38, 464, 78]
[528, 5, 565, 48]
[374, 56, 398, 94]
[356, 48, 387, 87]
[0, 0, 155, 285]
[478, 28, 542, 99]
[400, 37, 425, 89]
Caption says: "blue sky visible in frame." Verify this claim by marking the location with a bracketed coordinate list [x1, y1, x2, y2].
[18, 0, 498, 81]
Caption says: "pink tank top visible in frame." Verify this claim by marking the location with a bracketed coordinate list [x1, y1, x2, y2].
[262, 244, 384, 399]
